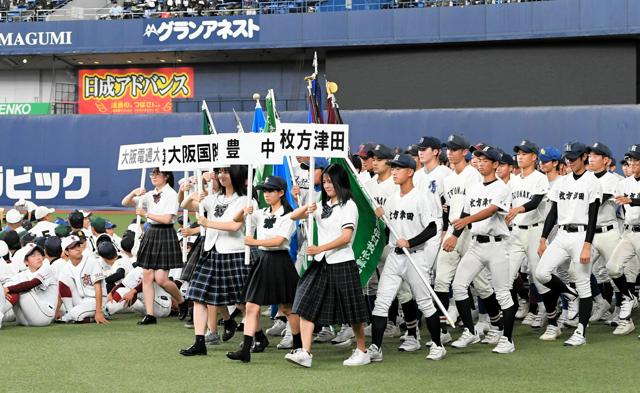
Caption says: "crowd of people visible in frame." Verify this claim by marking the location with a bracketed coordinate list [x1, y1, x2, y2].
[1, 135, 639, 369]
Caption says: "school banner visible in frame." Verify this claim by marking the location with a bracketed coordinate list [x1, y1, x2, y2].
[78, 67, 194, 115]
[0, 102, 51, 115]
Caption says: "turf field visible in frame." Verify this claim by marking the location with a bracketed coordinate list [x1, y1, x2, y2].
[4, 212, 637, 392]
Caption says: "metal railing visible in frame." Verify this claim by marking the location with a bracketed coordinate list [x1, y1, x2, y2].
[0, 0, 550, 22]
[174, 97, 306, 113]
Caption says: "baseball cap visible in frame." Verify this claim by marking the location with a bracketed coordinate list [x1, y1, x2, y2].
[626, 144, 640, 160]
[120, 231, 135, 253]
[446, 134, 471, 151]
[3, 230, 20, 250]
[61, 235, 82, 251]
[513, 140, 540, 155]
[34, 206, 55, 220]
[0, 240, 8, 258]
[371, 144, 395, 160]
[105, 220, 116, 230]
[97, 241, 118, 260]
[44, 236, 62, 258]
[473, 145, 501, 162]
[55, 224, 71, 238]
[388, 154, 417, 170]
[469, 143, 487, 153]
[23, 243, 44, 261]
[562, 142, 587, 161]
[91, 217, 107, 234]
[356, 142, 376, 158]
[404, 144, 419, 156]
[586, 142, 612, 158]
[497, 149, 515, 166]
[70, 228, 87, 241]
[5, 209, 22, 224]
[417, 136, 442, 150]
[54, 218, 68, 226]
[300, 157, 330, 171]
[68, 210, 84, 228]
[256, 176, 287, 191]
[539, 147, 562, 163]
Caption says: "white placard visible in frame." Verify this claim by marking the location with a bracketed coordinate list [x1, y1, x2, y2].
[118, 142, 165, 170]
[260, 122, 349, 159]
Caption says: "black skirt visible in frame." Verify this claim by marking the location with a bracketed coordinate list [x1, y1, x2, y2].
[244, 249, 299, 306]
[292, 258, 369, 326]
[137, 224, 183, 270]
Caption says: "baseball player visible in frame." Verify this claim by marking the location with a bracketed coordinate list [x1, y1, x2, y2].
[57, 236, 109, 324]
[28, 206, 58, 238]
[449, 145, 517, 354]
[606, 144, 640, 335]
[536, 142, 602, 346]
[3, 209, 26, 234]
[1, 243, 58, 327]
[96, 240, 133, 293]
[104, 265, 172, 319]
[368, 154, 446, 362]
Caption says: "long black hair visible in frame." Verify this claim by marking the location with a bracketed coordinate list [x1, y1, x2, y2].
[152, 167, 175, 189]
[219, 165, 248, 197]
[320, 164, 352, 207]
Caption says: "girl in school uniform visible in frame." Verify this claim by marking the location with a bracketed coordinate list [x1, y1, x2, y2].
[285, 163, 370, 368]
[121, 167, 187, 325]
[226, 176, 300, 363]
[179, 165, 254, 357]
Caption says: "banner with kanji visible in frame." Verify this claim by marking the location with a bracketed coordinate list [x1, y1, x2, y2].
[78, 67, 194, 114]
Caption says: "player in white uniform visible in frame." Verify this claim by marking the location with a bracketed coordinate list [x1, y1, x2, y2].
[96, 240, 133, 293]
[356, 142, 376, 183]
[57, 236, 109, 324]
[1, 244, 58, 327]
[449, 146, 517, 354]
[104, 266, 172, 318]
[606, 144, 640, 335]
[367, 154, 446, 362]
[536, 142, 602, 346]
[28, 206, 58, 238]
[3, 209, 26, 235]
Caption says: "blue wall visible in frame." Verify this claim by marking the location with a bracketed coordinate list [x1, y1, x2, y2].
[1, 0, 640, 55]
[2, 105, 640, 209]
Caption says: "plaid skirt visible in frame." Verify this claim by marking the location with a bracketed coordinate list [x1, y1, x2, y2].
[244, 250, 299, 306]
[137, 224, 183, 270]
[186, 248, 252, 306]
[292, 258, 369, 326]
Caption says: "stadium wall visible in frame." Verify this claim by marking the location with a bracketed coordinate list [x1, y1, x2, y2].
[2, 105, 640, 208]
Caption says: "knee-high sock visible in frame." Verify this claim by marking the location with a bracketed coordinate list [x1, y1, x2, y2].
[601, 282, 613, 304]
[542, 291, 560, 326]
[482, 293, 503, 330]
[502, 304, 517, 342]
[401, 300, 418, 338]
[611, 276, 632, 298]
[578, 297, 593, 337]
[371, 315, 387, 348]
[425, 313, 441, 346]
[388, 298, 399, 325]
[542, 275, 577, 297]
[455, 298, 475, 334]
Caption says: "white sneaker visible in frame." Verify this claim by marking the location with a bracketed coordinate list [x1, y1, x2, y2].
[332, 325, 355, 345]
[368, 344, 383, 362]
[398, 335, 421, 352]
[605, 307, 621, 326]
[277, 329, 293, 349]
[399, 329, 420, 343]
[343, 348, 371, 366]
[515, 299, 529, 319]
[563, 329, 586, 346]
[474, 321, 491, 338]
[364, 324, 372, 337]
[521, 312, 535, 325]
[384, 323, 400, 338]
[613, 319, 635, 335]
[620, 295, 638, 320]
[285, 349, 313, 368]
[599, 310, 612, 322]
[589, 298, 611, 322]
[539, 324, 562, 340]
[492, 336, 515, 354]
[313, 326, 335, 343]
[564, 317, 579, 328]
[426, 343, 446, 360]
[451, 328, 480, 348]
[441, 331, 452, 345]
[266, 319, 287, 336]
[480, 329, 502, 345]
[530, 312, 547, 329]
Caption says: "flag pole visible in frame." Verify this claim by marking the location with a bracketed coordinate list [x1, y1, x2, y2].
[134, 168, 146, 245]
[342, 150, 455, 328]
[201, 100, 218, 135]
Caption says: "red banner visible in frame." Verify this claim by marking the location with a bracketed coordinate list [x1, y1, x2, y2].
[78, 67, 194, 114]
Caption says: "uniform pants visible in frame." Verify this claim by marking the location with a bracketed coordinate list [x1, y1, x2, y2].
[590, 227, 619, 283]
[536, 230, 593, 298]
[14, 288, 57, 327]
[59, 276, 102, 322]
[105, 284, 171, 318]
[452, 240, 514, 310]
[607, 230, 640, 283]
[397, 230, 441, 304]
[508, 225, 543, 290]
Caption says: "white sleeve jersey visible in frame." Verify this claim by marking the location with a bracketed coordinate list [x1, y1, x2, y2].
[548, 171, 602, 226]
[384, 187, 435, 247]
[9, 263, 58, 308]
[594, 171, 620, 227]
[444, 165, 482, 223]
[61, 255, 106, 298]
[414, 165, 451, 221]
[365, 175, 398, 208]
[464, 179, 512, 237]
[252, 206, 296, 251]
[617, 176, 640, 225]
[28, 221, 58, 238]
[122, 266, 144, 290]
[509, 170, 549, 226]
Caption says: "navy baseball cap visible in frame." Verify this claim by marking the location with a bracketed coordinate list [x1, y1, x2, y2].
[497, 149, 515, 166]
[45, 236, 62, 257]
[446, 134, 471, 151]
[371, 144, 395, 159]
[97, 241, 118, 260]
[256, 176, 287, 191]
[562, 142, 587, 161]
[388, 154, 416, 170]
[586, 142, 612, 158]
[513, 140, 540, 155]
[626, 144, 640, 160]
[404, 144, 419, 156]
[539, 147, 562, 163]
[417, 136, 442, 150]
[473, 145, 501, 162]
[469, 143, 487, 153]
[356, 142, 376, 158]
[300, 157, 330, 170]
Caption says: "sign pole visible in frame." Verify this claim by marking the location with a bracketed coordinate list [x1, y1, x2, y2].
[244, 164, 254, 265]
[181, 170, 189, 263]
[135, 168, 146, 244]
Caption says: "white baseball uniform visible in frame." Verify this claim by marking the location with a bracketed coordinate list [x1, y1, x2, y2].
[1, 263, 58, 327]
[28, 220, 58, 238]
[58, 255, 107, 322]
[606, 176, 640, 282]
[104, 266, 171, 318]
[590, 171, 621, 283]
